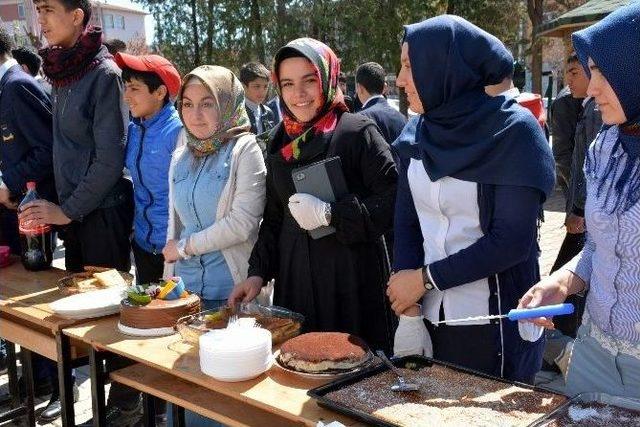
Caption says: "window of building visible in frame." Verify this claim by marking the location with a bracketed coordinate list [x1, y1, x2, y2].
[114, 15, 125, 29]
[104, 14, 114, 29]
[17, 3, 25, 19]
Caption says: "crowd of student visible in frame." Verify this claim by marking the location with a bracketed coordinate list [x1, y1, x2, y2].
[0, 0, 639, 425]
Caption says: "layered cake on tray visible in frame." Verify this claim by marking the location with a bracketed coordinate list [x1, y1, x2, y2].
[118, 277, 200, 337]
[277, 332, 371, 374]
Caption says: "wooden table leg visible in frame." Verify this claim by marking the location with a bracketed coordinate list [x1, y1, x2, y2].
[6, 340, 20, 408]
[89, 347, 106, 427]
[20, 348, 36, 427]
[56, 332, 75, 427]
[171, 404, 185, 427]
[142, 393, 156, 427]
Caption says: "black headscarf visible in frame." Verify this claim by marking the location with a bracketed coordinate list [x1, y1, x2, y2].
[394, 15, 555, 201]
[575, 3, 640, 212]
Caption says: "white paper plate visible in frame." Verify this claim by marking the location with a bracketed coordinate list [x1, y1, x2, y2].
[273, 350, 375, 380]
[200, 355, 273, 382]
[53, 306, 121, 320]
[50, 287, 125, 319]
[117, 322, 176, 337]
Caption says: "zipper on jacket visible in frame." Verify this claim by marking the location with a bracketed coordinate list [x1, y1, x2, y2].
[60, 88, 72, 118]
[135, 126, 156, 252]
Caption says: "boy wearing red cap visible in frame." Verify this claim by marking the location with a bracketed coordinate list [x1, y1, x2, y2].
[115, 53, 182, 287]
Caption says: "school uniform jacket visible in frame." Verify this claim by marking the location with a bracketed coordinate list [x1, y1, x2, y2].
[393, 143, 546, 382]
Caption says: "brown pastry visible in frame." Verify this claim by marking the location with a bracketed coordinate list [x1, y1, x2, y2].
[278, 332, 370, 373]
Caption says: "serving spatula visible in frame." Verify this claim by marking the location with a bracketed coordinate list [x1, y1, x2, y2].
[376, 350, 420, 392]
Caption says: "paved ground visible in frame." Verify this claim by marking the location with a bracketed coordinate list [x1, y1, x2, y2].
[0, 188, 569, 426]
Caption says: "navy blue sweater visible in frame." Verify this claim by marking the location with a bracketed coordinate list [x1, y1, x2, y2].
[358, 97, 407, 145]
[393, 152, 545, 382]
[0, 65, 55, 202]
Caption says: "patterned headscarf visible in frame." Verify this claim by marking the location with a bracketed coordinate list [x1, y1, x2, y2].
[272, 38, 348, 162]
[178, 65, 251, 157]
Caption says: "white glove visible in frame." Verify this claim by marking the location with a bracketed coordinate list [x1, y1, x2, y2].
[288, 193, 330, 231]
[393, 314, 433, 357]
[518, 321, 544, 342]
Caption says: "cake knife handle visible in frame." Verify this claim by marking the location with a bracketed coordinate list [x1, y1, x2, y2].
[506, 303, 574, 321]
[376, 350, 404, 378]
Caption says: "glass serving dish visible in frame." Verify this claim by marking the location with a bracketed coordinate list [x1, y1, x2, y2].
[175, 302, 304, 346]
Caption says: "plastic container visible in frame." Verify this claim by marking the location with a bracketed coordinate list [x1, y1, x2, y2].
[176, 302, 304, 346]
[0, 245, 11, 268]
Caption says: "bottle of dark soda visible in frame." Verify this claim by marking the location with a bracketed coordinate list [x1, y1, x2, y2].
[18, 182, 54, 271]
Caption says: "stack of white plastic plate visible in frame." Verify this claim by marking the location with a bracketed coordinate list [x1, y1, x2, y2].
[199, 327, 272, 382]
[50, 287, 125, 319]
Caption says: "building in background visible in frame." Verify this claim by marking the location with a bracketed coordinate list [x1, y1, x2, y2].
[91, 1, 147, 44]
[0, 0, 38, 44]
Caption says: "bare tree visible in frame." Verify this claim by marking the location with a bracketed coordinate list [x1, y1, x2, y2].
[527, 0, 544, 94]
[247, 0, 266, 63]
[189, 0, 200, 65]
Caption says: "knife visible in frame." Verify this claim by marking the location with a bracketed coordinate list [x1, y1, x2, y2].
[431, 303, 574, 325]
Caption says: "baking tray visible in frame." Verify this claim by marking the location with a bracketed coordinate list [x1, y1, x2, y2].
[308, 355, 567, 427]
[530, 392, 640, 426]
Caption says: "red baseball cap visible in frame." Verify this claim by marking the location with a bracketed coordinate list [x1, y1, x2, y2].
[115, 53, 181, 98]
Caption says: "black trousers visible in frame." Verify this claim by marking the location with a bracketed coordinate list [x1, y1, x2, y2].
[550, 232, 586, 338]
[550, 231, 585, 273]
[426, 320, 500, 378]
[60, 202, 133, 273]
[60, 199, 140, 409]
[131, 240, 164, 285]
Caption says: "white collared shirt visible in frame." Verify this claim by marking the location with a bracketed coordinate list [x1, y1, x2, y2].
[361, 94, 385, 110]
[407, 158, 490, 325]
[500, 87, 521, 99]
[0, 58, 18, 83]
[245, 99, 263, 133]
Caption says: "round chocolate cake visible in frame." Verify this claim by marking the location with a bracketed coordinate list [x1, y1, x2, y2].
[120, 294, 201, 329]
[278, 332, 370, 373]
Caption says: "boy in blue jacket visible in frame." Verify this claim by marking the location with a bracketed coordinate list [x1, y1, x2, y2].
[114, 53, 182, 286]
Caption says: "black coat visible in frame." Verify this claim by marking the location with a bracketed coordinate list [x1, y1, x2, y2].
[358, 96, 407, 145]
[550, 87, 583, 201]
[0, 64, 55, 202]
[246, 102, 277, 135]
[51, 46, 128, 221]
[248, 112, 398, 353]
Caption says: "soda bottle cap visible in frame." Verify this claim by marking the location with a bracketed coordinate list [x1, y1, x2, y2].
[26, 182, 36, 190]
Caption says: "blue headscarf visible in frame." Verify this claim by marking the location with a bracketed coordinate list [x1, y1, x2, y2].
[394, 15, 555, 201]
[574, 3, 640, 212]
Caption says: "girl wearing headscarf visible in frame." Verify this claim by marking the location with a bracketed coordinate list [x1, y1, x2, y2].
[387, 16, 555, 383]
[163, 65, 266, 311]
[520, 3, 640, 398]
[229, 38, 398, 353]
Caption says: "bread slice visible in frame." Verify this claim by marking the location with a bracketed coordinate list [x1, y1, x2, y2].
[93, 269, 127, 288]
[75, 277, 101, 291]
